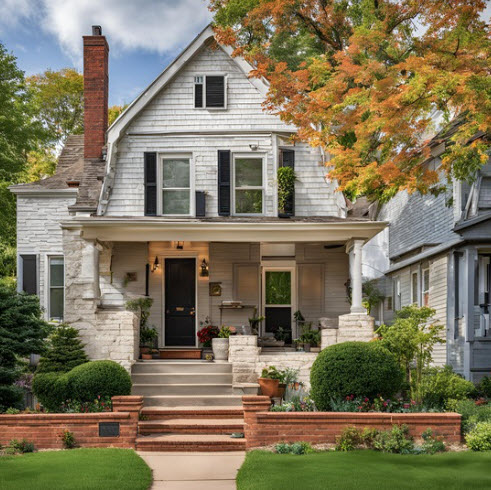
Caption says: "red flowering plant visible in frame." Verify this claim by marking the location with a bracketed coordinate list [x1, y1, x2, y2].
[197, 325, 219, 347]
[330, 395, 426, 413]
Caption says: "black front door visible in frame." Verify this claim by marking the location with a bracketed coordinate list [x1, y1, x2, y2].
[165, 258, 196, 346]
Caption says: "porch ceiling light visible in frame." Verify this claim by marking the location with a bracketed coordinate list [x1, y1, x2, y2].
[151, 256, 160, 273]
[200, 259, 209, 277]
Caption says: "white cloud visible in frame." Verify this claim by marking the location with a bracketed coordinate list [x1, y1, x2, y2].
[0, 0, 212, 64]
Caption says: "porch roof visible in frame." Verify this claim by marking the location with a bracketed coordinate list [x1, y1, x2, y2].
[61, 216, 387, 243]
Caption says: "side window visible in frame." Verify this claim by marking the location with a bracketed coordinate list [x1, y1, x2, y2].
[233, 155, 264, 215]
[411, 271, 419, 305]
[393, 276, 401, 311]
[49, 256, 64, 321]
[194, 75, 226, 109]
[421, 268, 430, 306]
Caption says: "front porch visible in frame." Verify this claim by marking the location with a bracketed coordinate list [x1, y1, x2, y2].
[60, 217, 384, 372]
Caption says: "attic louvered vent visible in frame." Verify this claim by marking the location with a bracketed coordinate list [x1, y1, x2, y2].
[194, 75, 226, 109]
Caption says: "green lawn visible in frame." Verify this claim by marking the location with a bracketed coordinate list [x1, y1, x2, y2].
[237, 450, 491, 490]
[0, 448, 152, 490]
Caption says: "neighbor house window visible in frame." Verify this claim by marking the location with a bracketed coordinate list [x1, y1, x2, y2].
[49, 256, 64, 321]
[194, 75, 226, 108]
[233, 155, 264, 215]
[393, 276, 401, 311]
[411, 271, 419, 305]
[160, 156, 193, 216]
[421, 268, 430, 306]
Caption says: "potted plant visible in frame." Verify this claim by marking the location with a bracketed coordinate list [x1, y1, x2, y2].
[277, 166, 296, 218]
[248, 314, 264, 335]
[140, 326, 158, 359]
[198, 319, 219, 359]
[298, 323, 320, 353]
[212, 326, 234, 360]
[258, 366, 286, 398]
[274, 326, 291, 346]
[126, 297, 158, 359]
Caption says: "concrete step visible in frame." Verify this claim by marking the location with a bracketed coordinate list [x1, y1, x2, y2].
[132, 384, 234, 396]
[136, 434, 246, 452]
[132, 361, 232, 374]
[131, 373, 233, 385]
[141, 406, 244, 420]
[142, 395, 243, 407]
[138, 418, 244, 435]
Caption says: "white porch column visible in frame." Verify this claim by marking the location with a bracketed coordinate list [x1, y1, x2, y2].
[80, 239, 101, 300]
[349, 239, 366, 314]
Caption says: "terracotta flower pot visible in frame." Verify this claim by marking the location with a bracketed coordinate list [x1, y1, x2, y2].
[141, 353, 152, 360]
[277, 383, 286, 399]
[258, 378, 280, 398]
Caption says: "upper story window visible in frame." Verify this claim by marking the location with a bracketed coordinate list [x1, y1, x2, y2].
[411, 271, 419, 305]
[194, 75, 226, 109]
[393, 276, 401, 311]
[160, 155, 194, 216]
[421, 267, 430, 306]
[233, 155, 264, 215]
[49, 256, 64, 322]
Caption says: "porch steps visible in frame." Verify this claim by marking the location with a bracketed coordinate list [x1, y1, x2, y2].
[159, 348, 202, 360]
[136, 433, 246, 452]
[133, 361, 249, 451]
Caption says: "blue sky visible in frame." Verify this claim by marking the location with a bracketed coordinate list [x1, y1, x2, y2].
[0, 0, 212, 106]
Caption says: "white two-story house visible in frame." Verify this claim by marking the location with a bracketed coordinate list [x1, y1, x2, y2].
[10, 25, 384, 391]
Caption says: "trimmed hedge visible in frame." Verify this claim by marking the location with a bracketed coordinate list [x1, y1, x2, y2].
[32, 360, 132, 411]
[67, 361, 132, 403]
[310, 341, 403, 410]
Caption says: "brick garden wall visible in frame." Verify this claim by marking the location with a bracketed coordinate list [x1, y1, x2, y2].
[0, 396, 142, 450]
[243, 396, 462, 449]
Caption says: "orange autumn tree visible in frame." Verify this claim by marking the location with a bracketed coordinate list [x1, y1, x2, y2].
[210, 0, 491, 201]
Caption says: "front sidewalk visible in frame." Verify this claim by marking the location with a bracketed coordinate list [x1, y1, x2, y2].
[138, 451, 245, 489]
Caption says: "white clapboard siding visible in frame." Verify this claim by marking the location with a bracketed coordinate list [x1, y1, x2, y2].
[106, 44, 343, 218]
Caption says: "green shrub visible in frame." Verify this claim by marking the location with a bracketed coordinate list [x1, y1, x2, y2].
[335, 427, 363, 451]
[274, 441, 314, 455]
[421, 428, 446, 454]
[32, 372, 69, 412]
[466, 422, 491, 451]
[5, 407, 20, 414]
[7, 438, 35, 454]
[36, 324, 88, 373]
[310, 341, 403, 410]
[66, 361, 131, 403]
[476, 376, 491, 398]
[372, 424, 414, 454]
[60, 429, 76, 449]
[447, 398, 491, 433]
[419, 366, 476, 409]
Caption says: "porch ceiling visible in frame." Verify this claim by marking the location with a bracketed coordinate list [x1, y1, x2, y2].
[62, 217, 387, 243]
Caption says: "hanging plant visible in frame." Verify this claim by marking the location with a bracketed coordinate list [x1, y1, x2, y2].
[277, 166, 296, 215]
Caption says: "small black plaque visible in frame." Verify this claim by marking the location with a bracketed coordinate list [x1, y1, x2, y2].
[99, 422, 120, 437]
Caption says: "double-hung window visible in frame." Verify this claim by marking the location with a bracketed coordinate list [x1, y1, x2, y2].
[49, 256, 64, 321]
[421, 268, 430, 306]
[160, 155, 193, 216]
[233, 155, 264, 215]
[194, 75, 226, 108]
[393, 276, 401, 311]
[411, 271, 419, 305]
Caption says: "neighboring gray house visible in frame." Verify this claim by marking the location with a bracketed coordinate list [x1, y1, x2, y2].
[364, 122, 491, 382]
[9, 25, 384, 391]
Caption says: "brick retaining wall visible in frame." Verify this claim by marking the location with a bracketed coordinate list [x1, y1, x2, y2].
[243, 396, 462, 449]
[0, 396, 142, 450]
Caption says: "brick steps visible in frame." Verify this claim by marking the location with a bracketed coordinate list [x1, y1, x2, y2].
[136, 434, 246, 452]
[139, 418, 244, 435]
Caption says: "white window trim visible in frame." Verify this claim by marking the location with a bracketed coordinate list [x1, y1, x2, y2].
[232, 153, 266, 216]
[47, 255, 64, 323]
[411, 270, 420, 306]
[157, 153, 195, 217]
[193, 73, 228, 110]
[421, 267, 430, 306]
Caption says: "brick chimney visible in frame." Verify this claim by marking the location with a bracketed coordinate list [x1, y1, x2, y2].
[83, 25, 109, 160]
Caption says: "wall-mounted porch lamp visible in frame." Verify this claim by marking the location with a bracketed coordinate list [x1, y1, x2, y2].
[200, 259, 209, 277]
[176, 241, 184, 250]
[151, 256, 160, 273]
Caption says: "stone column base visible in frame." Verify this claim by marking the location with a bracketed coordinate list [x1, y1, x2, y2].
[229, 335, 260, 385]
[321, 314, 375, 348]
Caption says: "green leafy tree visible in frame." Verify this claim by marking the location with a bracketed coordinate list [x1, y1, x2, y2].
[0, 283, 50, 411]
[376, 305, 445, 402]
[36, 324, 88, 374]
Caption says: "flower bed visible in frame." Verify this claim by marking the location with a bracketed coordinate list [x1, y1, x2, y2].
[242, 396, 462, 450]
[0, 396, 142, 450]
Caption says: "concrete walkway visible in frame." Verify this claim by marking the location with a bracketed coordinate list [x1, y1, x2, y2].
[138, 451, 245, 489]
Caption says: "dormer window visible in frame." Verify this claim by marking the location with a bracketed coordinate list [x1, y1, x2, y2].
[194, 75, 226, 109]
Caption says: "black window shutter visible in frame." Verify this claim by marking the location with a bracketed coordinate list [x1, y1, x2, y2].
[279, 149, 295, 216]
[206, 76, 225, 108]
[218, 150, 231, 216]
[195, 191, 206, 217]
[194, 83, 203, 108]
[144, 152, 157, 216]
[21, 255, 37, 295]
